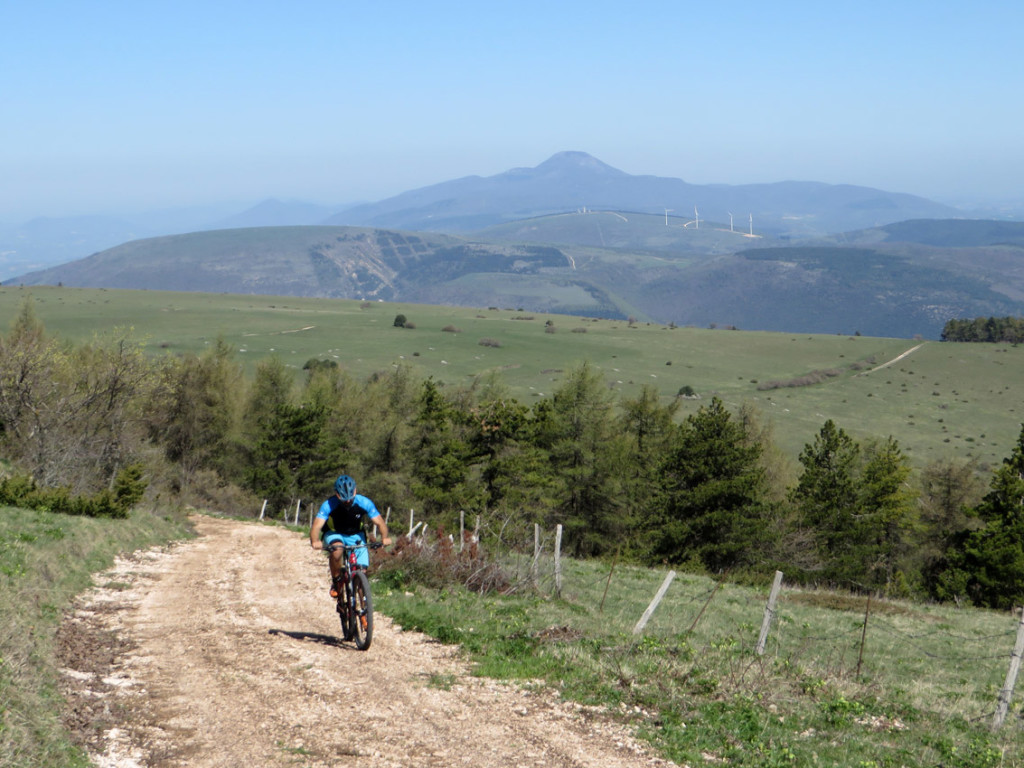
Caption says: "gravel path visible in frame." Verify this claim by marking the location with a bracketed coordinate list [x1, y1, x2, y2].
[59, 516, 677, 768]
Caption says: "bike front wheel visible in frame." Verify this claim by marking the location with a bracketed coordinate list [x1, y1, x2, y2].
[350, 570, 373, 651]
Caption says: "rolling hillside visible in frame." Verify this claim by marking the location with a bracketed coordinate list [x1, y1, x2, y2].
[2, 285, 1023, 472]
[12, 214, 1024, 338]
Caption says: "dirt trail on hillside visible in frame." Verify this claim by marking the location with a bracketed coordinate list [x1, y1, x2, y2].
[59, 516, 676, 768]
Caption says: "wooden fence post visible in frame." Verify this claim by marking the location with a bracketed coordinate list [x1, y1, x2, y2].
[408, 509, 415, 537]
[460, 510, 465, 552]
[530, 524, 541, 586]
[856, 594, 872, 677]
[756, 570, 784, 655]
[294, 499, 301, 526]
[993, 608, 1024, 730]
[633, 570, 676, 636]
[554, 524, 563, 598]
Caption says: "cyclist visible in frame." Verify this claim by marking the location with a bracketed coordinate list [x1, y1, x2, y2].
[310, 474, 392, 598]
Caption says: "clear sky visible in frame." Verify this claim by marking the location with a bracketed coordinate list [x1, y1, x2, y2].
[2, 0, 1022, 223]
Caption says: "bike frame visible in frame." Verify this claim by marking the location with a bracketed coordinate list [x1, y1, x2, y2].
[325, 541, 380, 649]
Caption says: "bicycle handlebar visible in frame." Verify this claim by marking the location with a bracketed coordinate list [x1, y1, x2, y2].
[324, 541, 384, 553]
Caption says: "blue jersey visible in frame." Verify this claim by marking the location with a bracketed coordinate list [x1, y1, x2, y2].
[316, 494, 380, 537]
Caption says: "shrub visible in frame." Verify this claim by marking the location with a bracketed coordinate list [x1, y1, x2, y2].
[478, 338, 501, 348]
[442, 325, 462, 333]
[571, 328, 587, 333]
[372, 529, 510, 593]
[393, 314, 407, 328]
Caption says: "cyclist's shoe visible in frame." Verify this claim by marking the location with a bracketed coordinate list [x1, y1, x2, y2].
[329, 577, 341, 599]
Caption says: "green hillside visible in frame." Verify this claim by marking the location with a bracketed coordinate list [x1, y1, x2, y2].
[13, 217, 1024, 338]
[3, 285, 1022, 469]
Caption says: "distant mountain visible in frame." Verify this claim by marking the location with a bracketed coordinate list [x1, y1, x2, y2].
[0, 204, 244, 281]
[210, 199, 344, 229]
[849, 219, 1024, 248]
[13, 218, 1024, 339]
[325, 151, 959, 237]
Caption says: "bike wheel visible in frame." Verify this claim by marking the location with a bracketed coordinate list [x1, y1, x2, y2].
[350, 570, 373, 650]
[336, 590, 353, 641]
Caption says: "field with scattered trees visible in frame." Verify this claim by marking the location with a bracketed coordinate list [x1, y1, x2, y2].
[3, 286, 1024, 765]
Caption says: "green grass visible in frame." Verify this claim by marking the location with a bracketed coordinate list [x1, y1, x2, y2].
[0, 505, 190, 768]
[374, 556, 1022, 767]
[2, 285, 1023, 468]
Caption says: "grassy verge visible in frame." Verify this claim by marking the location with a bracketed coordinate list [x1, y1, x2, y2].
[374, 556, 1022, 767]
[0, 504, 191, 768]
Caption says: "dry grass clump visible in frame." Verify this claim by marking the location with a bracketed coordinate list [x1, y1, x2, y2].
[756, 368, 844, 390]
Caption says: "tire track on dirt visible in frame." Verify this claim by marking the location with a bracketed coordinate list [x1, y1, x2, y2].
[61, 516, 675, 768]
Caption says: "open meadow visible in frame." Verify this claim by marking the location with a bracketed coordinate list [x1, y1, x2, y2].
[2, 285, 1021, 468]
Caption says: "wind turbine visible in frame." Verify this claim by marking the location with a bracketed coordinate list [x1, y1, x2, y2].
[664, 208, 673, 226]
[749, 213, 753, 236]
[728, 212, 734, 232]
[694, 205, 700, 230]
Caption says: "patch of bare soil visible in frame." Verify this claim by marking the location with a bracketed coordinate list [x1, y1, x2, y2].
[59, 516, 678, 768]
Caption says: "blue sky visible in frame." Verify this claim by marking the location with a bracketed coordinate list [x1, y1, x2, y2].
[2, 0, 1022, 222]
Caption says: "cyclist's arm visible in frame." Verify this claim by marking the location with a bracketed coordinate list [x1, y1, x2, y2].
[310, 516, 326, 550]
[370, 514, 392, 547]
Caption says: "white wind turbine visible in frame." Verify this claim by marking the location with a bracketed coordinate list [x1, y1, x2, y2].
[694, 205, 700, 230]
[749, 213, 753, 236]
[728, 212, 734, 232]
[664, 208, 673, 226]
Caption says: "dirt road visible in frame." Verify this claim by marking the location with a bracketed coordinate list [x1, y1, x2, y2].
[59, 516, 675, 768]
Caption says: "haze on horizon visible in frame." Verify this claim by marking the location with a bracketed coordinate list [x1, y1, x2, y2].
[3, 0, 1023, 226]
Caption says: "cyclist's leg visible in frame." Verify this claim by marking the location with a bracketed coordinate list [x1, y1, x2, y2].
[323, 533, 345, 577]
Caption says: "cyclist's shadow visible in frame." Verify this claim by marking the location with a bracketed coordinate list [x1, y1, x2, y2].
[268, 628, 358, 650]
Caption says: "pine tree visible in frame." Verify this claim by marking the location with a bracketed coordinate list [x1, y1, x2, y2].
[789, 420, 861, 583]
[941, 424, 1024, 608]
[856, 437, 918, 592]
[654, 397, 769, 571]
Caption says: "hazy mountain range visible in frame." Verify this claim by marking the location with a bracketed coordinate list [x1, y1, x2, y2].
[0, 151, 986, 280]
[8, 152, 1024, 338]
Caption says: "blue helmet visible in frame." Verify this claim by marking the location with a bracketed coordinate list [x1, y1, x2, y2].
[334, 474, 356, 501]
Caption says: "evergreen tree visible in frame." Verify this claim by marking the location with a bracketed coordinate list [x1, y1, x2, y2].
[154, 339, 242, 487]
[407, 379, 484, 521]
[654, 397, 769, 571]
[619, 386, 680, 560]
[542, 363, 626, 557]
[855, 437, 918, 592]
[789, 420, 861, 584]
[940, 424, 1024, 608]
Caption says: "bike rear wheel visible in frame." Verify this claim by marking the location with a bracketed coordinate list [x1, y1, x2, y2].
[350, 570, 373, 650]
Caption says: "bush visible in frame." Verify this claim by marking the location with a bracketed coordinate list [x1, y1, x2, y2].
[442, 325, 462, 333]
[0, 474, 133, 518]
[393, 314, 407, 328]
[372, 529, 510, 594]
[478, 338, 501, 348]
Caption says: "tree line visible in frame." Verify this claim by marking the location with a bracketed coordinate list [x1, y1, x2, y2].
[941, 316, 1024, 343]
[2, 298, 1023, 609]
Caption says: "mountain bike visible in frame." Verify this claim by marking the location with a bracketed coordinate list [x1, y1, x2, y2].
[325, 541, 381, 650]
